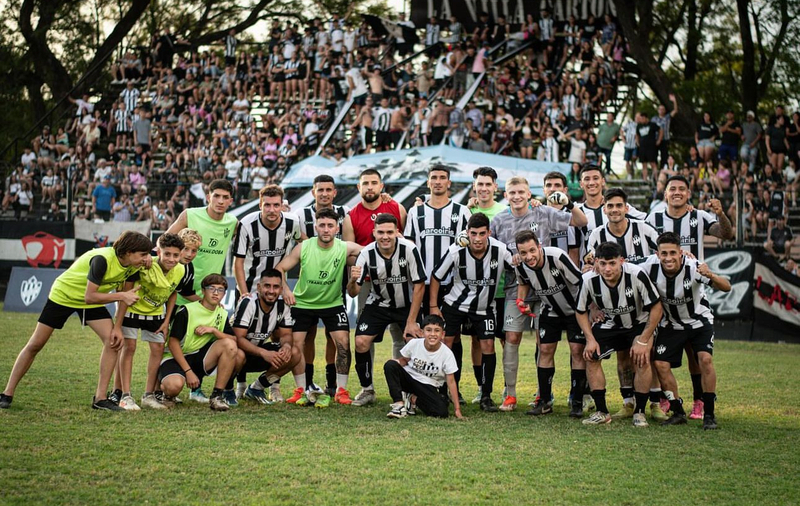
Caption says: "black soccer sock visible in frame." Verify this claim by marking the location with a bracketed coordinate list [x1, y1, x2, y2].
[634, 392, 648, 414]
[354, 351, 372, 388]
[649, 388, 662, 403]
[225, 374, 234, 390]
[620, 387, 635, 403]
[473, 365, 482, 388]
[481, 353, 496, 397]
[452, 340, 463, 387]
[306, 363, 315, 387]
[325, 364, 336, 390]
[591, 389, 608, 414]
[702, 392, 716, 418]
[237, 370, 247, 382]
[571, 369, 587, 403]
[537, 366, 555, 403]
[691, 373, 703, 401]
[211, 387, 224, 398]
[670, 398, 686, 416]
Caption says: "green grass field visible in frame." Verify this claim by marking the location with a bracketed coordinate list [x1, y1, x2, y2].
[1, 309, 799, 506]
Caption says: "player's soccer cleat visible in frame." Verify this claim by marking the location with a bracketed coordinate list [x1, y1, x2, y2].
[689, 400, 704, 420]
[156, 393, 176, 408]
[471, 388, 483, 404]
[403, 393, 417, 416]
[286, 387, 305, 404]
[387, 403, 407, 419]
[172, 396, 183, 404]
[703, 415, 718, 430]
[480, 397, 499, 412]
[569, 402, 584, 419]
[141, 393, 167, 410]
[632, 412, 649, 427]
[334, 387, 353, 405]
[583, 394, 595, 411]
[92, 397, 124, 412]
[582, 411, 612, 425]
[649, 402, 669, 422]
[269, 384, 284, 403]
[661, 413, 688, 426]
[223, 390, 238, 407]
[306, 383, 325, 401]
[660, 398, 671, 415]
[526, 400, 553, 416]
[244, 387, 271, 405]
[499, 396, 517, 412]
[189, 389, 209, 403]
[209, 394, 229, 412]
[612, 402, 635, 419]
[119, 394, 141, 411]
[351, 388, 377, 406]
[0, 394, 12, 409]
[313, 394, 331, 408]
[108, 389, 122, 405]
[295, 392, 311, 406]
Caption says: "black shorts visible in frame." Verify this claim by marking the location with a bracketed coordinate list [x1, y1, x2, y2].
[654, 325, 714, 367]
[590, 323, 646, 360]
[375, 130, 391, 149]
[638, 147, 657, 163]
[539, 314, 585, 344]
[158, 340, 215, 381]
[355, 304, 414, 341]
[241, 342, 282, 373]
[441, 303, 496, 340]
[121, 314, 164, 333]
[353, 93, 367, 106]
[38, 298, 111, 329]
[292, 306, 349, 333]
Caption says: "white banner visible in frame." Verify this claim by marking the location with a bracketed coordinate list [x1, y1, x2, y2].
[74, 219, 151, 243]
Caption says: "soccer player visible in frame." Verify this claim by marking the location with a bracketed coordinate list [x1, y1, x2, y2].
[347, 213, 426, 406]
[277, 208, 362, 406]
[490, 176, 586, 411]
[166, 179, 238, 304]
[175, 229, 203, 306]
[384, 315, 463, 419]
[515, 230, 587, 418]
[113, 233, 186, 410]
[232, 269, 301, 405]
[430, 213, 514, 412]
[159, 274, 245, 411]
[0, 231, 152, 411]
[542, 171, 581, 265]
[646, 174, 733, 418]
[643, 233, 729, 430]
[576, 242, 663, 427]
[586, 188, 659, 266]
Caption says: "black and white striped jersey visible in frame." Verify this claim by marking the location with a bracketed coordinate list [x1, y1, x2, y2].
[176, 261, 196, 298]
[405, 200, 471, 284]
[576, 262, 660, 330]
[232, 211, 302, 293]
[515, 246, 583, 318]
[355, 237, 426, 308]
[284, 59, 300, 78]
[114, 109, 130, 132]
[298, 204, 349, 239]
[587, 219, 659, 265]
[371, 107, 392, 132]
[539, 18, 554, 40]
[225, 35, 238, 58]
[641, 255, 714, 330]
[575, 201, 647, 255]
[231, 294, 294, 345]
[645, 209, 718, 261]
[434, 237, 514, 315]
[119, 87, 140, 113]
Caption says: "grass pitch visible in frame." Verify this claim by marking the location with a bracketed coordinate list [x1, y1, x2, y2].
[0, 309, 799, 505]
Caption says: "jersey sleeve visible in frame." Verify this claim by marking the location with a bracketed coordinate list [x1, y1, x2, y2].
[557, 250, 583, 285]
[502, 247, 514, 272]
[442, 347, 459, 375]
[355, 250, 369, 285]
[177, 263, 196, 297]
[636, 270, 661, 310]
[699, 209, 718, 233]
[643, 221, 659, 251]
[548, 204, 572, 232]
[576, 273, 593, 314]
[626, 203, 648, 220]
[126, 271, 141, 283]
[457, 205, 471, 233]
[232, 220, 250, 258]
[567, 227, 579, 249]
[87, 255, 109, 285]
[278, 303, 295, 328]
[403, 207, 416, 241]
[432, 245, 457, 282]
[232, 297, 255, 329]
[409, 245, 427, 283]
[515, 265, 531, 287]
[586, 227, 601, 253]
[169, 306, 189, 340]
[399, 338, 416, 359]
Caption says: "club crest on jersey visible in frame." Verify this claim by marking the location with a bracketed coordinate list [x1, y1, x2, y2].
[398, 258, 408, 267]
[656, 344, 666, 355]
[550, 268, 560, 278]
[683, 278, 693, 291]
[451, 213, 460, 223]
[689, 217, 698, 228]
[370, 213, 377, 221]
[358, 323, 368, 332]
[529, 222, 539, 232]
[333, 258, 341, 269]
[490, 260, 499, 269]
[625, 287, 634, 298]
[224, 228, 230, 238]
[632, 235, 641, 246]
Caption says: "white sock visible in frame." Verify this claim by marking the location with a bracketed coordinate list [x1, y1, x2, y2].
[503, 342, 520, 398]
[249, 379, 265, 391]
[336, 373, 349, 390]
[366, 383, 374, 391]
[236, 381, 247, 393]
[294, 373, 307, 390]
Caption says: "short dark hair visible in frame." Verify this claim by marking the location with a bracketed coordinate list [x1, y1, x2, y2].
[421, 314, 445, 330]
[515, 230, 540, 247]
[665, 175, 690, 189]
[657, 232, 682, 248]
[467, 212, 490, 230]
[208, 179, 234, 196]
[113, 231, 152, 257]
[473, 166, 498, 181]
[259, 268, 283, 282]
[579, 163, 603, 179]
[359, 168, 382, 181]
[544, 171, 567, 186]
[604, 188, 628, 203]
[201, 274, 228, 289]
[316, 208, 339, 223]
[429, 164, 451, 177]
[374, 213, 398, 227]
[313, 174, 335, 186]
[595, 241, 624, 260]
[157, 232, 185, 251]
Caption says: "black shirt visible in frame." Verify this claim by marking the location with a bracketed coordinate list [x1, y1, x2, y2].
[721, 121, 742, 146]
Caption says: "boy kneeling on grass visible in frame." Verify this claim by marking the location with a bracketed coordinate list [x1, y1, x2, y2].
[384, 315, 463, 419]
[158, 274, 245, 411]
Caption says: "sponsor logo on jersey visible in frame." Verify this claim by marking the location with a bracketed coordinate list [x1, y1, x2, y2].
[20, 275, 43, 306]
[209, 238, 219, 247]
[605, 305, 634, 315]
[254, 247, 287, 257]
[421, 227, 456, 237]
